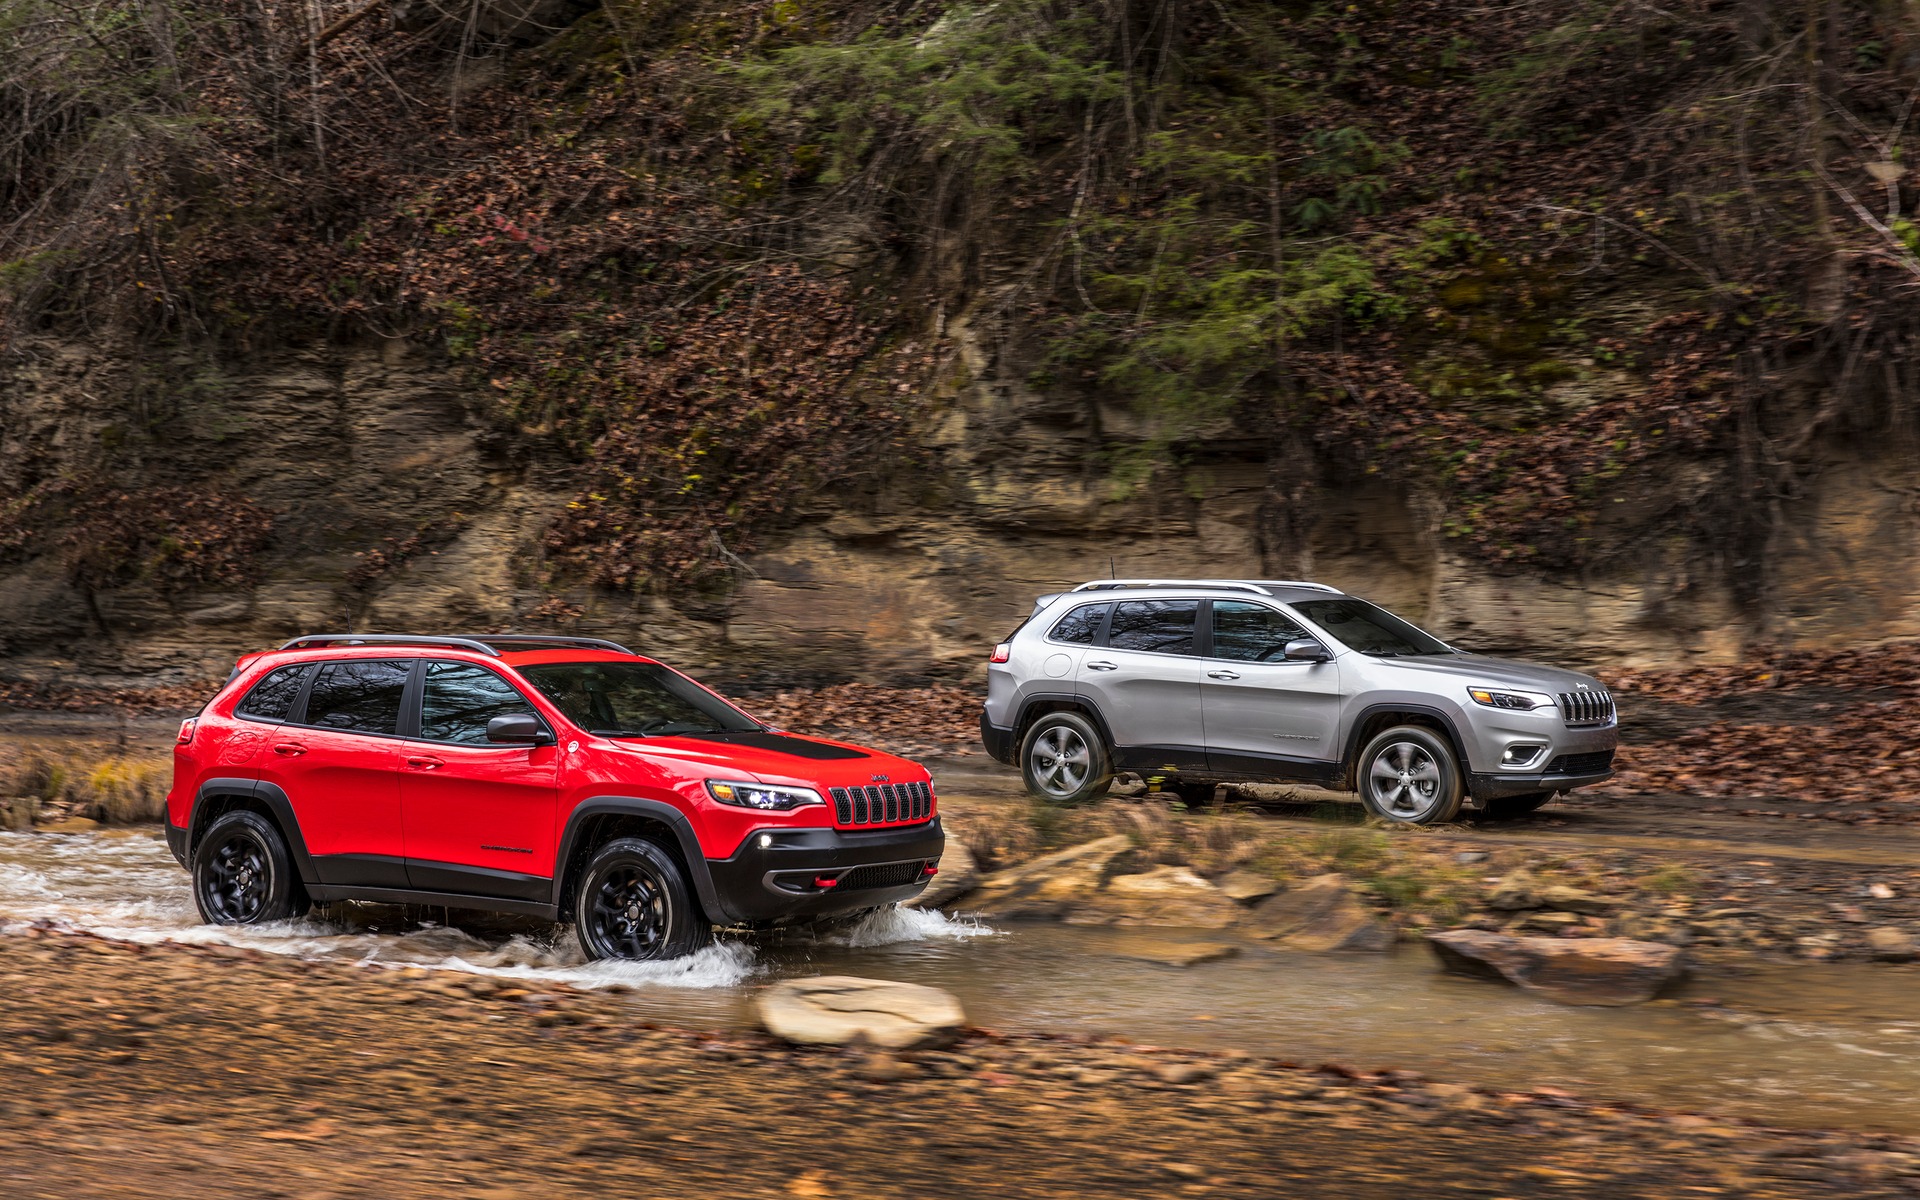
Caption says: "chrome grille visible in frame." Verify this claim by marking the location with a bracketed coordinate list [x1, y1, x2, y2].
[828, 781, 935, 827]
[1557, 688, 1615, 727]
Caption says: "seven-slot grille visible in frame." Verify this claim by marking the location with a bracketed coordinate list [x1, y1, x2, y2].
[830, 780, 934, 827]
[1557, 688, 1615, 726]
[1544, 749, 1616, 776]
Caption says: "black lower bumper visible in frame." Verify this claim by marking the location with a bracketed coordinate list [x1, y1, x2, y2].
[703, 818, 947, 924]
[165, 818, 190, 868]
[1467, 770, 1614, 801]
[980, 712, 1017, 766]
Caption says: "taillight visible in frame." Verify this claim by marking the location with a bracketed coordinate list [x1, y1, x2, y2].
[176, 718, 197, 745]
[989, 643, 1011, 663]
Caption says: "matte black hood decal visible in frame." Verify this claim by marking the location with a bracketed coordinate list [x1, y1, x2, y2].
[678, 731, 871, 760]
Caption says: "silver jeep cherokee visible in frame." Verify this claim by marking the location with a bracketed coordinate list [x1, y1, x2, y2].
[979, 579, 1618, 823]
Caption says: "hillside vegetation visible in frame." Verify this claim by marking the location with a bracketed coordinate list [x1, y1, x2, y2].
[2, 0, 1917, 629]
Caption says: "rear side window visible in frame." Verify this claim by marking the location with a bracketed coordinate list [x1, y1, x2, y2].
[1048, 602, 1109, 645]
[301, 660, 411, 735]
[236, 665, 309, 722]
[420, 661, 543, 745]
[1108, 600, 1198, 655]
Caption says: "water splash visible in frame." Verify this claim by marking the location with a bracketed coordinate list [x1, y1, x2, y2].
[834, 904, 998, 947]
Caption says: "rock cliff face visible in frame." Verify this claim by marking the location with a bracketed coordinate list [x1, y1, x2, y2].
[3, 323, 1917, 690]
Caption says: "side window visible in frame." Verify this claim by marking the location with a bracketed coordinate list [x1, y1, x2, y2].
[1107, 600, 1198, 655]
[420, 661, 543, 745]
[235, 665, 309, 722]
[300, 660, 410, 735]
[1212, 601, 1307, 662]
[1048, 602, 1109, 645]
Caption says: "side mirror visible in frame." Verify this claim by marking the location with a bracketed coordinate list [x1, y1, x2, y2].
[486, 713, 554, 745]
[1283, 637, 1330, 662]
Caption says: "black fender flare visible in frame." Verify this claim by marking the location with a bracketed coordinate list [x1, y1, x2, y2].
[1342, 703, 1473, 787]
[188, 779, 319, 885]
[550, 797, 724, 922]
[1012, 692, 1118, 752]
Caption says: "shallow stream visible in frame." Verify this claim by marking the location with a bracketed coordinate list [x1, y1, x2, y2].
[4, 826, 1919, 1135]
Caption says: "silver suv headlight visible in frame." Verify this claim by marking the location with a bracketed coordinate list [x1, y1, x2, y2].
[1467, 686, 1555, 712]
[705, 780, 825, 811]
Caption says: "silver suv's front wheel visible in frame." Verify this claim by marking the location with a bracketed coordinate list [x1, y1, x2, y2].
[1357, 725, 1464, 825]
[1019, 712, 1113, 806]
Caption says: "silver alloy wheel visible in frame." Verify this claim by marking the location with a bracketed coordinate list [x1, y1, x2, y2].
[1368, 740, 1444, 820]
[1031, 725, 1092, 798]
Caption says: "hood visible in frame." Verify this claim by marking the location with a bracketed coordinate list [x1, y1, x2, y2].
[1367, 652, 1603, 694]
[598, 729, 928, 788]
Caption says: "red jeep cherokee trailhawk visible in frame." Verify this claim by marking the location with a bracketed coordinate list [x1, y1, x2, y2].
[166, 634, 944, 960]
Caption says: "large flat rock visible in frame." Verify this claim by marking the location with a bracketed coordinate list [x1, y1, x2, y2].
[1427, 930, 1685, 1006]
[757, 976, 966, 1049]
[961, 835, 1137, 919]
[1065, 866, 1241, 929]
[1244, 874, 1390, 952]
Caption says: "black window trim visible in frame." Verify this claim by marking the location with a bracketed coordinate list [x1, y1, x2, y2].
[282, 657, 422, 740]
[233, 662, 316, 727]
[1041, 600, 1114, 649]
[413, 658, 555, 748]
[1207, 598, 1317, 663]
[1096, 596, 1205, 659]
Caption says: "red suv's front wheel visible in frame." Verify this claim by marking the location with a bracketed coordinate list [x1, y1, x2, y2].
[574, 838, 713, 962]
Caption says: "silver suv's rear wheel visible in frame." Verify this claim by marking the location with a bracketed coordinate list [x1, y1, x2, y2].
[1020, 712, 1113, 805]
[1357, 725, 1464, 825]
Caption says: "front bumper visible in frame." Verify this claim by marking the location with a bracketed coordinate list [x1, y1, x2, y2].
[1467, 766, 1614, 801]
[980, 712, 1017, 765]
[704, 817, 946, 924]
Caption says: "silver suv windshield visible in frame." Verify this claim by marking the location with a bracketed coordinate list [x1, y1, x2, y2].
[1289, 598, 1454, 657]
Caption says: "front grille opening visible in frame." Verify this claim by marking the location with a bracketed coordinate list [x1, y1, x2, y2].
[829, 780, 935, 828]
[1544, 749, 1616, 775]
[839, 860, 929, 891]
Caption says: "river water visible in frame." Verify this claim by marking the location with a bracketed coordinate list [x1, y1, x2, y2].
[4, 826, 1919, 1134]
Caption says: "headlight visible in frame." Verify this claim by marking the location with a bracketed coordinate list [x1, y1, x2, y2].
[1467, 686, 1554, 711]
[704, 780, 825, 811]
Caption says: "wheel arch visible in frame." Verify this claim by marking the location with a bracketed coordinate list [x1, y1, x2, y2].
[188, 779, 317, 885]
[552, 798, 722, 923]
[1012, 693, 1116, 758]
[1341, 704, 1471, 792]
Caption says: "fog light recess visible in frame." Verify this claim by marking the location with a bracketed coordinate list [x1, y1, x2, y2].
[1501, 745, 1545, 767]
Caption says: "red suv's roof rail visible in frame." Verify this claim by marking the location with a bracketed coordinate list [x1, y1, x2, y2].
[278, 634, 503, 657]
[450, 634, 638, 655]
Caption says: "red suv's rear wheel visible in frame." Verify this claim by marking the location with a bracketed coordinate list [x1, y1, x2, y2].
[574, 838, 713, 962]
[192, 809, 306, 926]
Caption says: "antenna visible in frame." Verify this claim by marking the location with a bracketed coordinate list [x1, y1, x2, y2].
[1109, 555, 1115, 579]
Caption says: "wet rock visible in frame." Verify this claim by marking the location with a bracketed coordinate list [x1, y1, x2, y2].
[1454, 851, 1489, 865]
[904, 837, 979, 911]
[1068, 866, 1240, 929]
[757, 976, 966, 1050]
[1112, 938, 1240, 968]
[1866, 927, 1916, 962]
[1153, 1062, 1215, 1085]
[1867, 882, 1896, 900]
[1245, 874, 1390, 952]
[1214, 871, 1280, 904]
[1427, 930, 1685, 1006]
[1486, 870, 1539, 911]
[1536, 885, 1618, 916]
[963, 836, 1137, 919]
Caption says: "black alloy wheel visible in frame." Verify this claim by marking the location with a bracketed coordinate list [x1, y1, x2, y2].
[192, 809, 303, 926]
[574, 838, 712, 962]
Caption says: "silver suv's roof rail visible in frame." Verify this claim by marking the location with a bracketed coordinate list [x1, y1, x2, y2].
[1070, 578, 1343, 596]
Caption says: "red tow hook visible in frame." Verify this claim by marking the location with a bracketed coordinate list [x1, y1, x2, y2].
[813, 876, 840, 889]
[922, 862, 939, 876]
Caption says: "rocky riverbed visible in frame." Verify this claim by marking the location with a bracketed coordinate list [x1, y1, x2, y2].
[4, 922, 1918, 1199]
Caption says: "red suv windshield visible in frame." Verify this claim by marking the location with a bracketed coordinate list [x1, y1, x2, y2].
[519, 661, 762, 738]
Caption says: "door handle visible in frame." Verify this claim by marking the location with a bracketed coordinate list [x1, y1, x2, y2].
[1085, 660, 1119, 671]
[272, 742, 307, 756]
[1206, 670, 1241, 681]
[406, 755, 444, 770]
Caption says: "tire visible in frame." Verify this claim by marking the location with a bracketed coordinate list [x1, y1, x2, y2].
[1356, 725, 1465, 825]
[192, 809, 303, 926]
[574, 837, 713, 962]
[1481, 791, 1555, 819]
[1020, 712, 1114, 805]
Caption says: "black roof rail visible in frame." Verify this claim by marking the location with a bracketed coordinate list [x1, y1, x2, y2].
[454, 634, 638, 656]
[278, 634, 503, 657]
